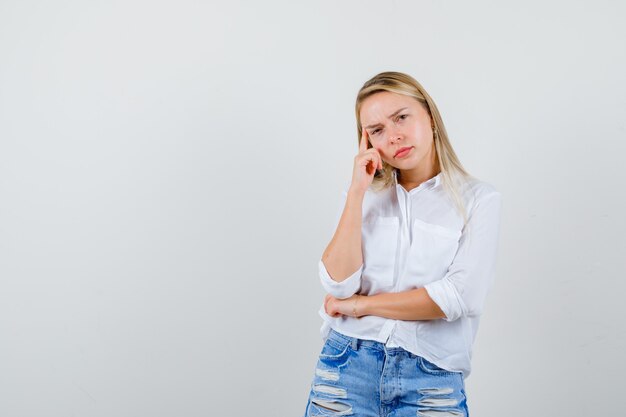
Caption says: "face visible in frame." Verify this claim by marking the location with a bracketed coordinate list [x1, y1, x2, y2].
[359, 91, 435, 171]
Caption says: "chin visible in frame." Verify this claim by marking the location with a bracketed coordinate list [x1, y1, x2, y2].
[395, 160, 419, 170]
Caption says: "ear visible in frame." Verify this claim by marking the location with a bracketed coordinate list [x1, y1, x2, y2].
[431, 119, 438, 134]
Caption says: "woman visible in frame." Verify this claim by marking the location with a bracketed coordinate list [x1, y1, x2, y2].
[302, 72, 502, 417]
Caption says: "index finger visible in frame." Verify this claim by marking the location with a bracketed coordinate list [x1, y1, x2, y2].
[359, 127, 369, 152]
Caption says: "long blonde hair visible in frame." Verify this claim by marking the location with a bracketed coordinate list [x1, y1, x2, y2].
[355, 71, 475, 227]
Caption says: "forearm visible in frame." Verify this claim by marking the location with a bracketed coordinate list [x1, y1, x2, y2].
[321, 188, 364, 283]
[360, 288, 447, 321]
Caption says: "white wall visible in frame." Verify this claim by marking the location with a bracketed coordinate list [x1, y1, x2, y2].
[1, 1, 624, 416]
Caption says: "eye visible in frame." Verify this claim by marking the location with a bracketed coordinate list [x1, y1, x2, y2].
[371, 128, 381, 135]
[397, 114, 408, 121]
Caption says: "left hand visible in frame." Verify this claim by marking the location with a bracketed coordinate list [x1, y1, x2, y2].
[324, 293, 362, 318]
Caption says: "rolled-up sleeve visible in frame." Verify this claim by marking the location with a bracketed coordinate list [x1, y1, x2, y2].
[424, 191, 502, 322]
[319, 260, 362, 299]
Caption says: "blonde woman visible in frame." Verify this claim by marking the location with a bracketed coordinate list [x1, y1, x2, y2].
[302, 72, 502, 417]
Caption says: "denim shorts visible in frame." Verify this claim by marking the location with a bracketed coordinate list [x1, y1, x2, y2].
[303, 328, 469, 417]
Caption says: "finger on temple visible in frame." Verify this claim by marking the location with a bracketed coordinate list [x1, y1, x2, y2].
[359, 128, 369, 152]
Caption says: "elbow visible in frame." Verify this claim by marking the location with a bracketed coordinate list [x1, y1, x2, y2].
[464, 301, 484, 318]
[450, 289, 489, 321]
[449, 289, 487, 321]
[425, 277, 476, 322]
[424, 269, 496, 322]
[318, 259, 362, 299]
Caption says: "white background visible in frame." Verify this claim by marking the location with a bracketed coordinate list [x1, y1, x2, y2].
[1, 1, 624, 416]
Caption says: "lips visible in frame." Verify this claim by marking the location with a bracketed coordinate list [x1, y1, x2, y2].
[394, 146, 413, 158]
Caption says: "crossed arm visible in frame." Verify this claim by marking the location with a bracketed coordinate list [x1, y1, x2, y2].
[321, 188, 502, 323]
[324, 287, 447, 321]
[321, 187, 448, 321]
[321, 187, 447, 321]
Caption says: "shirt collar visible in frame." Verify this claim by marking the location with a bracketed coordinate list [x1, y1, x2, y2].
[393, 169, 442, 190]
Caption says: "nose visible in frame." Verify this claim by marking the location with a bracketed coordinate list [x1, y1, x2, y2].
[387, 125, 402, 144]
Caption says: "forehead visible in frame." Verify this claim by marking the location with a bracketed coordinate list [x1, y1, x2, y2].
[359, 91, 423, 124]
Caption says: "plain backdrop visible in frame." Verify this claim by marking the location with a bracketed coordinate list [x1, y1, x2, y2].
[1, 1, 624, 416]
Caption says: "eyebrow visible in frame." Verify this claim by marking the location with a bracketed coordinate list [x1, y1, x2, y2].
[364, 107, 409, 129]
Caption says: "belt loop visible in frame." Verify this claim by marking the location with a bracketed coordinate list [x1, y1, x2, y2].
[351, 337, 358, 351]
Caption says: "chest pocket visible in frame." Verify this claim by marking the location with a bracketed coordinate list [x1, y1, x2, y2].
[406, 218, 461, 287]
[361, 217, 399, 288]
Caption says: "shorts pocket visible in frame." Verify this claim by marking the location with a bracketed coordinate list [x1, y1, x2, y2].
[417, 356, 460, 376]
[318, 331, 353, 367]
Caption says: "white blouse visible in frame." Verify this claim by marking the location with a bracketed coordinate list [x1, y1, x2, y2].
[317, 169, 502, 380]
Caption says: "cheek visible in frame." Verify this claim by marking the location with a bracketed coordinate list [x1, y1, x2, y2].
[374, 147, 390, 161]
[414, 123, 433, 142]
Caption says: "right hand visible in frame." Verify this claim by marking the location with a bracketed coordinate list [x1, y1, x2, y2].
[350, 127, 383, 194]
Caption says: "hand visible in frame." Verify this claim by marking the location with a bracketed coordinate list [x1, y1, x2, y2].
[350, 128, 383, 194]
[324, 293, 363, 318]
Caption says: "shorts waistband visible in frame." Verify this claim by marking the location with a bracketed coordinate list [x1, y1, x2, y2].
[327, 327, 407, 353]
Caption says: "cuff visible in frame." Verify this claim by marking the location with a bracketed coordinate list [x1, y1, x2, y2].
[318, 259, 362, 299]
[423, 278, 467, 322]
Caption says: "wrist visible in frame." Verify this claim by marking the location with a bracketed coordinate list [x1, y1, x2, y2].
[353, 294, 370, 318]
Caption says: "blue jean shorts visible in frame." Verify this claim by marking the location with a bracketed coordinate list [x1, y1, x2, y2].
[303, 328, 469, 417]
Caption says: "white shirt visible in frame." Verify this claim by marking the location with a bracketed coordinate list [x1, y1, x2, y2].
[317, 170, 502, 380]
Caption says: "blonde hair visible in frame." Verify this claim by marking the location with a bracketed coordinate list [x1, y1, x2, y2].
[355, 71, 475, 227]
